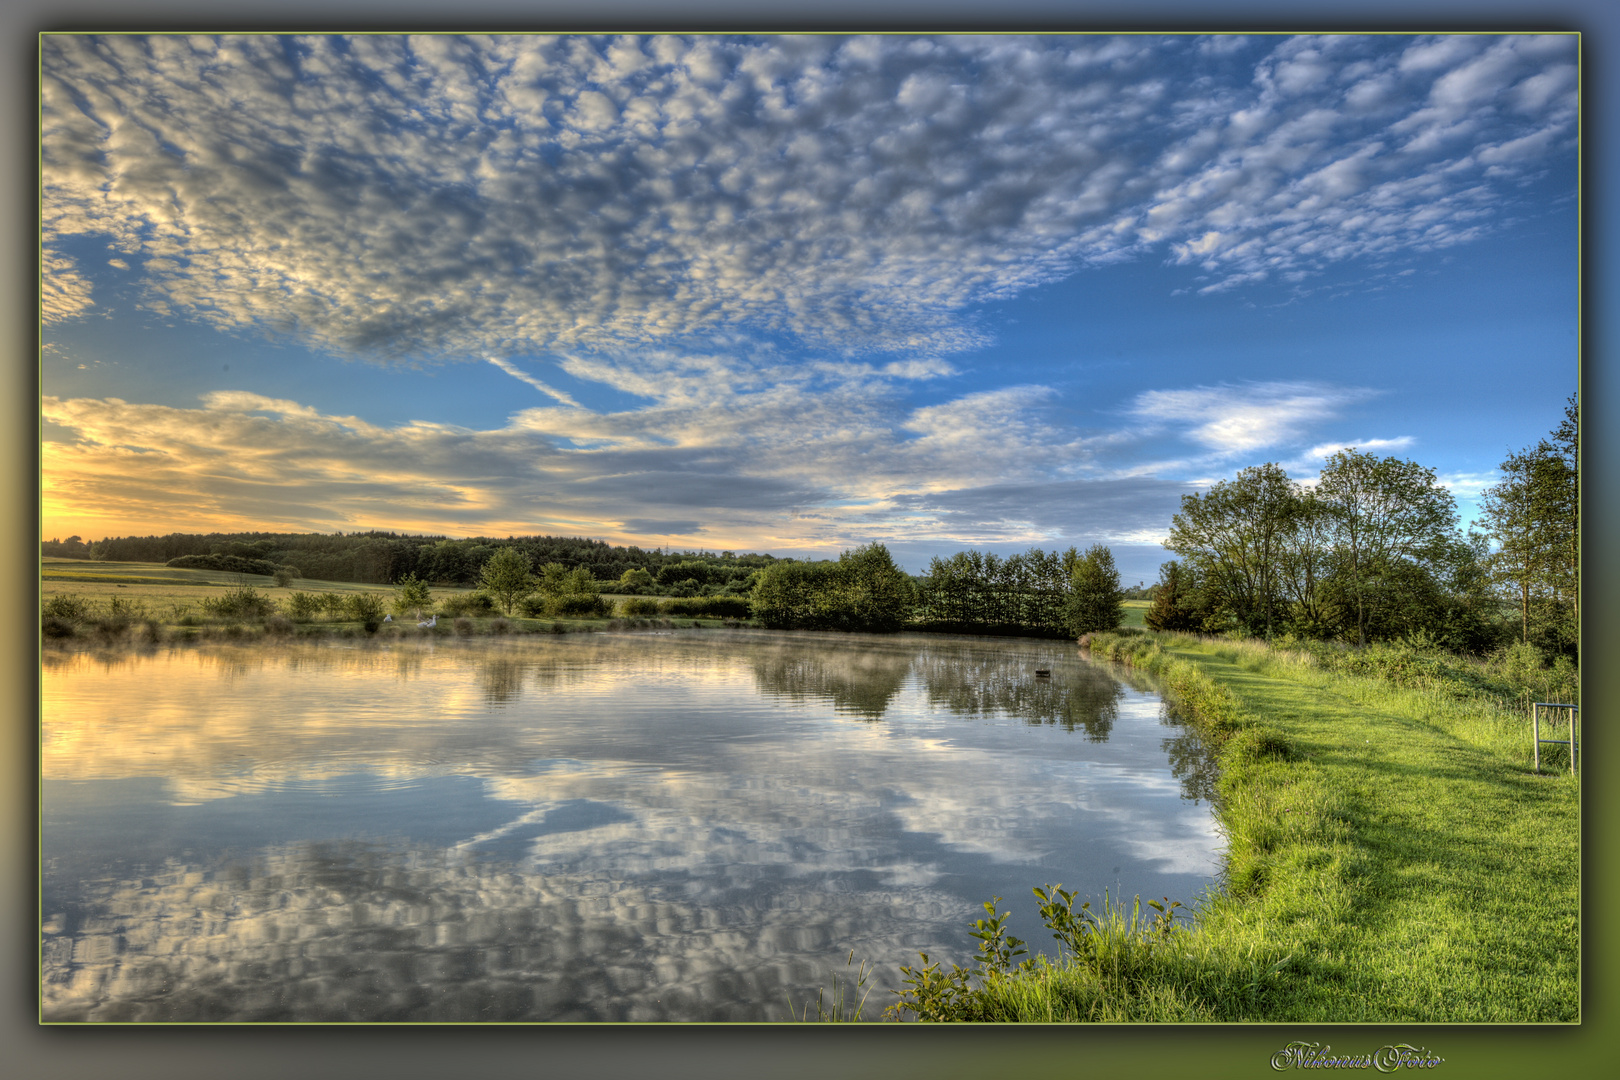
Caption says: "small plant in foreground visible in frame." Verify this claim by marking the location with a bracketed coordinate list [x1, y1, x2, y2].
[789, 951, 873, 1022]
[888, 888, 1190, 1021]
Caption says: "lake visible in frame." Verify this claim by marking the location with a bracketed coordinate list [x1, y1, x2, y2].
[41, 630, 1221, 1022]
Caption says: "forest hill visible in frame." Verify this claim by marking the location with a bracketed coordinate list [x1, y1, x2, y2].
[43, 532, 781, 596]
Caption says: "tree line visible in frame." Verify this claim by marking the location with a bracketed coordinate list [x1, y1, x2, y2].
[751, 543, 1126, 637]
[1149, 396, 1577, 659]
[44, 529, 783, 591]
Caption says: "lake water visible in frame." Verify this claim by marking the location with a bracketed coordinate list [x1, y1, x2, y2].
[41, 630, 1221, 1022]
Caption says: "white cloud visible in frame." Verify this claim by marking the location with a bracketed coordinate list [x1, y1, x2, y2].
[1305, 435, 1415, 459]
[1132, 381, 1377, 455]
[39, 33, 1577, 360]
[1436, 470, 1496, 498]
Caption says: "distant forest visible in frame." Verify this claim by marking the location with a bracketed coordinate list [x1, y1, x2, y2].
[41, 530, 782, 596]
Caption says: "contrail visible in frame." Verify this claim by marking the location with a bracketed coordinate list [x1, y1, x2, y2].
[487, 356, 583, 408]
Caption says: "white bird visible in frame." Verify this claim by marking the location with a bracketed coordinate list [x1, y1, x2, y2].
[418, 615, 437, 628]
[383, 614, 393, 622]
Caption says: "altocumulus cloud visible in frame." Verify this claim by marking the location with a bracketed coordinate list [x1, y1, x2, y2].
[42, 33, 1575, 353]
[39, 34, 1576, 553]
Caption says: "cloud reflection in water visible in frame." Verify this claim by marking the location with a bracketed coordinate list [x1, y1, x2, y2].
[42, 631, 1220, 1021]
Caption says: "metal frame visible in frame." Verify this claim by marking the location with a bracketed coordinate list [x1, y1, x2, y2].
[1532, 702, 1579, 776]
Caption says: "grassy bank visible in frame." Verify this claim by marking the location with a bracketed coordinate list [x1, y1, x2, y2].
[882, 631, 1578, 1022]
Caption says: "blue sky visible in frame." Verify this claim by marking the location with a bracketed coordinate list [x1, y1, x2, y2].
[40, 32, 1578, 582]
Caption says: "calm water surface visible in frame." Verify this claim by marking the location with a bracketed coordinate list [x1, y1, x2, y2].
[41, 630, 1220, 1022]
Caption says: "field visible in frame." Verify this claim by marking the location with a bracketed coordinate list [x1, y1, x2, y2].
[38, 559, 668, 642]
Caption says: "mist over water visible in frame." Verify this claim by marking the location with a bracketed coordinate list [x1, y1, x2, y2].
[42, 631, 1220, 1022]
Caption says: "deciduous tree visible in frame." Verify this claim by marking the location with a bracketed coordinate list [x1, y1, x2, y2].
[1065, 544, 1124, 635]
[478, 547, 535, 615]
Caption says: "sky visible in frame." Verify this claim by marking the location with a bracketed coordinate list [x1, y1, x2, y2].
[39, 32, 1579, 583]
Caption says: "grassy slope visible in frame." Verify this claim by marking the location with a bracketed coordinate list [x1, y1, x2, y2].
[1174, 638, 1576, 1021]
[957, 633, 1578, 1023]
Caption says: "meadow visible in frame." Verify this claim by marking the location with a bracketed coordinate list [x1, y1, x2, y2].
[39, 558, 727, 643]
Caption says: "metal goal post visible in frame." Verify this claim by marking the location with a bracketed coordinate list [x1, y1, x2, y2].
[1533, 702, 1579, 776]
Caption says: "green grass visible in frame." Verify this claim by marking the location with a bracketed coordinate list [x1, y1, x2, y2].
[874, 631, 1579, 1022]
[1120, 599, 1150, 628]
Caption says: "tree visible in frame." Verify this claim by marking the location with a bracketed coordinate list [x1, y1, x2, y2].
[392, 572, 433, 618]
[1065, 544, 1124, 635]
[1165, 463, 1297, 636]
[1314, 449, 1458, 647]
[1275, 488, 1335, 637]
[536, 562, 572, 597]
[1479, 395, 1578, 655]
[618, 567, 655, 592]
[478, 547, 535, 615]
[836, 542, 916, 633]
[1144, 560, 1203, 632]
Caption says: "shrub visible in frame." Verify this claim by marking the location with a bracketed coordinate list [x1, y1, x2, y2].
[618, 597, 662, 617]
[287, 592, 323, 622]
[441, 592, 497, 617]
[344, 593, 387, 633]
[316, 592, 349, 618]
[41, 615, 77, 638]
[662, 596, 751, 619]
[43, 594, 91, 622]
[520, 592, 612, 618]
[202, 585, 277, 620]
[551, 593, 613, 618]
[453, 617, 475, 636]
[392, 573, 434, 618]
[272, 567, 297, 587]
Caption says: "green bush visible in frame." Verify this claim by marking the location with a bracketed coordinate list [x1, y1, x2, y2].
[392, 573, 434, 617]
[42, 615, 77, 638]
[287, 592, 323, 621]
[661, 596, 752, 619]
[441, 591, 497, 617]
[520, 592, 611, 618]
[43, 593, 91, 622]
[201, 585, 277, 620]
[344, 593, 387, 632]
[618, 597, 662, 617]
